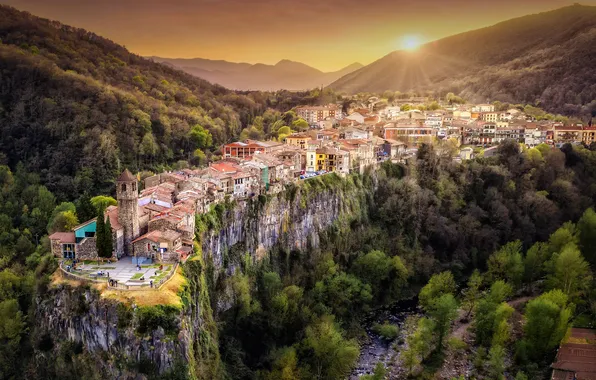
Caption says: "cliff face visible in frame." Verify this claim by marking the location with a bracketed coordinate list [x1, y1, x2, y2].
[34, 174, 373, 379]
[34, 285, 189, 379]
[201, 175, 373, 269]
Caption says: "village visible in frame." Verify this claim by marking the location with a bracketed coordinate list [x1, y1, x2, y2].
[48, 97, 594, 289]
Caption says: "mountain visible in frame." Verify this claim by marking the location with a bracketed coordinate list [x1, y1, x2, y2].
[150, 56, 363, 91]
[0, 5, 320, 200]
[329, 4, 596, 115]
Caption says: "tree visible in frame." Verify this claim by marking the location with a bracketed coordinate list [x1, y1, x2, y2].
[47, 210, 79, 233]
[427, 293, 458, 350]
[462, 270, 483, 318]
[419, 271, 456, 310]
[76, 193, 96, 222]
[188, 124, 213, 150]
[473, 281, 513, 347]
[262, 347, 301, 380]
[487, 241, 524, 289]
[521, 290, 573, 361]
[523, 242, 548, 291]
[360, 361, 386, 380]
[90, 195, 117, 212]
[488, 344, 506, 380]
[546, 243, 592, 300]
[302, 316, 359, 380]
[291, 118, 309, 132]
[95, 206, 112, 262]
[577, 208, 596, 266]
[352, 250, 408, 301]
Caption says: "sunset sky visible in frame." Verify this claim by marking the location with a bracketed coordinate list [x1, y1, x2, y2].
[3, 0, 596, 71]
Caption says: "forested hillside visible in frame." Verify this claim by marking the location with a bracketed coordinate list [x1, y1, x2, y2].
[214, 141, 596, 379]
[330, 4, 596, 117]
[0, 5, 334, 200]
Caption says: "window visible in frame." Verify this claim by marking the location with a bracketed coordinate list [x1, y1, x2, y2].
[122, 184, 127, 192]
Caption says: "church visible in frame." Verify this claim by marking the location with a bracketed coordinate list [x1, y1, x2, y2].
[49, 169, 195, 263]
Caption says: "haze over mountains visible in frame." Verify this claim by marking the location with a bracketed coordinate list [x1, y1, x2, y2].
[329, 4, 596, 115]
[150, 56, 363, 91]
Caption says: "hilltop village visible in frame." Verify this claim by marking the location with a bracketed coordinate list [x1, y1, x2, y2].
[48, 97, 594, 267]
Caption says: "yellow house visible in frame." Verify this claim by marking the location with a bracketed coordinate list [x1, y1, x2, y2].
[285, 133, 312, 150]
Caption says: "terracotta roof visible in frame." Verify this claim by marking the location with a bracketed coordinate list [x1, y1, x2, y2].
[132, 229, 181, 244]
[117, 169, 136, 182]
[48, 232, 76, 243]
[106, 206, 123, 230]
[553, 328, 596, 376]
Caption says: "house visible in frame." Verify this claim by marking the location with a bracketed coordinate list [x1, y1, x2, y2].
[222, 140, 284, 159]
[481, 112, 499, 123]
[460, 147, 474, 160]
[295, 105, 342, 124]
[382, 139, 407, 160]
[284, 133, 311, 150]
[383, 123, 436, 145]
[553, 125, 583, 144]
[346, 112, 365, 124]
[424, 114, 443, 128]
[472, 104, 495, 113]
[551, 328, 596, 380]
[132, 229, 183, 263]
[340, 126, 371, 140]
[382, 106, 401, 120]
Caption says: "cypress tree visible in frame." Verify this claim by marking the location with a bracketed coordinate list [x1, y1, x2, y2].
[104, 213, 113, 260]
[95, 205, 106, 264]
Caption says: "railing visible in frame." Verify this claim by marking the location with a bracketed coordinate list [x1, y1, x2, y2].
[58, 260, 178, 291]
[106, 262, 179, 291]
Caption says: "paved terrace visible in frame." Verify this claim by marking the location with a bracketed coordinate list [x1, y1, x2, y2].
[63, 257, 174, 287]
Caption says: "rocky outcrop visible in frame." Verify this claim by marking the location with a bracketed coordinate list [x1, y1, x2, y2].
[34, 285, 188, 379]
[201, 175, 373, 269]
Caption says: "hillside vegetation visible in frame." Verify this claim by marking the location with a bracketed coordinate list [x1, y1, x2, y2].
[0, 5, 332, 200]
[329, 4, 596, 117]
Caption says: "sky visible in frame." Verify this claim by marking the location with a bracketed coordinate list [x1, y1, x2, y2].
[3, 0, 595, 71]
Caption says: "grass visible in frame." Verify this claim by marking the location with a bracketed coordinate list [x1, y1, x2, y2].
[91, 266, 116, 270]
[101, 267, 186, 307]
[130, 273, 144, 280]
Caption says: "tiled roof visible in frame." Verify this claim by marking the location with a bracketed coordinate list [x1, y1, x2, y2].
[117, 169, 136, 182]
[48, 232, 76, 243]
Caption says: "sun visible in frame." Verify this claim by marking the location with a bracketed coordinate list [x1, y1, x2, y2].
[400, 35, 423, 51]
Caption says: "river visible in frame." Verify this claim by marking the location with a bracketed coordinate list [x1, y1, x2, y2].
[350, 298, 420, 379]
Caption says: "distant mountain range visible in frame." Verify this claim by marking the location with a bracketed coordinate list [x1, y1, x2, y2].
[149, 56, 363, 91]
[329, 4, 596, 115]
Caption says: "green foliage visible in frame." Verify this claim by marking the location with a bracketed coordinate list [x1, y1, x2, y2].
[351, 250, 408, 301]
[360, 362, 386, 380]
[520, 289, 573, 361]
[487, 240, 524, 289]
[473, 281, 513, 347]
[302, 316, 359, 380]
[545, 243, 592, 300]
[577, 207, 596, 265]
[488, 344, 506, 380]
[95, 206, 112, 260]
[90, 196, 117, 213]
[372, 321, 399, 340]
[419, 271, 456, 311]
[136, 305, 179, 336]
[427, 293, 458, 350]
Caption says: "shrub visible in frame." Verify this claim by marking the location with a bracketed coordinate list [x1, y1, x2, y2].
[372, 321, 399, 340]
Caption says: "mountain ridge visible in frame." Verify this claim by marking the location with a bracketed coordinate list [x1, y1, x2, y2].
[150, 56, 363, 91]
[329, 4, 596, 116]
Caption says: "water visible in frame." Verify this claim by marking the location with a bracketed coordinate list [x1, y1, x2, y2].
[350, 298, 420, 379]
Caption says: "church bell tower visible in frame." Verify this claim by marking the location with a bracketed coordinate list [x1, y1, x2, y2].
[117, 169, 139, 256]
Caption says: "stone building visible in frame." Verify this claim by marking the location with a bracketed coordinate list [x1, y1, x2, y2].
[49, 169, 195, 263]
